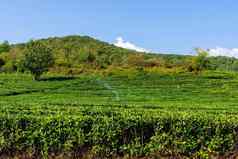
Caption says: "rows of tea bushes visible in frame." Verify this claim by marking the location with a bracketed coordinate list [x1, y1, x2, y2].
[2, 71, 238, 117]
[0, 108, 237, 158]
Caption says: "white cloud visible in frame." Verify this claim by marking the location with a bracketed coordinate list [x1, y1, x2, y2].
[114, 37, 150, 52]
[208, 47, 238, 58]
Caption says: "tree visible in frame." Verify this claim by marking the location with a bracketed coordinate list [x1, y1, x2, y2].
[22, 41, 54, 80]
[0, 41, 10, 53]
[188, 48, 210, 74]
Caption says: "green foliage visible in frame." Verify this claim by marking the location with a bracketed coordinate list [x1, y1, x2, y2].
[1, 61, 17, 72]
[0, 41, 10, 54]
[0, 72, 238, 158]
[0, 108, 236, 158]
[0, 47, 24, 72]
[209, 56, 238, 71]
[22, 41, 54, 80]
[127, 54, 145, 67]
[2, 35, 238, 74]
[188, 48, 210, 74]
[2, 35, 238, 158]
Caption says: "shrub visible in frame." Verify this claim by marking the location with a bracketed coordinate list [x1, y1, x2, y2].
[1, 62, 17, 72]
[143, 58, 164, 67]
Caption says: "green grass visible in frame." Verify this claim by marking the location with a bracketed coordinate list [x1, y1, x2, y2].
[1, 71, 238, 158]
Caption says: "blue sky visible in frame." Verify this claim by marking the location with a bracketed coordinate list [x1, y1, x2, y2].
[0, 0, 238, 54]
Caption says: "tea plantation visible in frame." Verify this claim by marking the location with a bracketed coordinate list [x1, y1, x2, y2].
[1, 71, 238, 158]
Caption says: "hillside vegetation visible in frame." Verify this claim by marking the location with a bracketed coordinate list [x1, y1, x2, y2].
[1, 36, 238, 158]
[1, 35, 238, 76]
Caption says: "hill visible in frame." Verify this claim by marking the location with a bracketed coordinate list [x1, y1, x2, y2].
[0, 35, 194, 74]
[1, 35, 238, 75]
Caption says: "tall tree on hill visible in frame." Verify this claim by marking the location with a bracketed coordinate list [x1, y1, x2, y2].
[22, 41, 54, 80]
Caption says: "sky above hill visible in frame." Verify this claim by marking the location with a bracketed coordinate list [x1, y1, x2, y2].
[0, 0, 238, 55]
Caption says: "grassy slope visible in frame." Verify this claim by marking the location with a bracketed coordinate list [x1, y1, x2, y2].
[1, 71, 238, 114]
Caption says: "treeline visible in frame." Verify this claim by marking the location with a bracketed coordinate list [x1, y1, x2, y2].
[0, 35, 238, 79]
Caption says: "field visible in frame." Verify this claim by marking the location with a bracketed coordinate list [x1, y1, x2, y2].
[1, 71, 238, 158]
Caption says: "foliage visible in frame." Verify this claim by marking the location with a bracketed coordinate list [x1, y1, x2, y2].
[0, 47, 24, 72]
[0, 107, 236, 158]
[127, 54, 145, 67]
[187, 48, 210, 73]
[1, 35, 238, 158]
[22, 41, 54, 80]
[0, 41, 10, 54]
[1, 35, 238, 74]
[0, 72, 238, 158]
[0, 58, 5, 68]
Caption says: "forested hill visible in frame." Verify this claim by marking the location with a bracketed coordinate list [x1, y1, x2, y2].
[15, 35, 187, 59]
[0, 35, 190, 73]
[0, 35, 238, 74]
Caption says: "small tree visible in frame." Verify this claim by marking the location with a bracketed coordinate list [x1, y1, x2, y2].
[0, 41, 10, 54]
[188, 48, 210, 74]
[22, 41, 54, 80]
